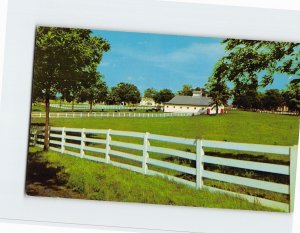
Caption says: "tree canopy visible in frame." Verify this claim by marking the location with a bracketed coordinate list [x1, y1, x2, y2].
[178, 84, 193, 96]
[214, 39, 300, 87]
[109, 83, 141, 105]
[32, 26, 110, 150]
[144, 88, 158, 99]
[153, 89, 175, 104]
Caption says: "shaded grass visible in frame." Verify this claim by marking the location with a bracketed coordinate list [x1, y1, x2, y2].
[27, 147, 279, 212]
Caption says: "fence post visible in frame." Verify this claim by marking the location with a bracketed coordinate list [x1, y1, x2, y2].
[105, 129, 111, 164]
[142, 132, 150, 174]
[196, 139, 204, 189]
[33, 130, 38, 146]
[80, 128, 86, 158]
[290, 145, 298, 212]
[61, 127, 66, 153]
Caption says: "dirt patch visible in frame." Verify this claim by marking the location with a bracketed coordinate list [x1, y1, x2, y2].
[25, 151, 86, 199]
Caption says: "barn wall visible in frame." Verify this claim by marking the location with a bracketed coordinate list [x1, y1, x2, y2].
[164, 105, 207, 113]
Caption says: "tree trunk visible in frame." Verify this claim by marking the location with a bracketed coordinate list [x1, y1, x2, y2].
[215, 103, 219, 115]
[44, 95, 50, 151]
[89, 102, 93, 112]
[72, 100, 75, 112]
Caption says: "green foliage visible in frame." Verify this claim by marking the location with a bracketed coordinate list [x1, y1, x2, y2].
[32, 26, 110, 102]
[108, 83, 141, 105]
[283, 83, 300, 113]
[214, 39, 300, 87]
[153, 89, 175, 104]
[178, 84, 193, 96]
[261, 89, 285, 111]
[143, 88, 158, 99]
[205, 63, 231, 113]
[77, 75, 108, 111]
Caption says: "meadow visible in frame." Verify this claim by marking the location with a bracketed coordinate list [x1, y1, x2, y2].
[28, 110, 299, 210]
[31, 110, 299, 146]
[26, 147, 276, 211]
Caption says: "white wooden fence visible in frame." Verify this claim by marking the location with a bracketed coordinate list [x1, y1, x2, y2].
[259, 110, 298, 116]
[29, 127, 298, 212]
[31, 112, 193, 118]
[50, 104, 157, 110]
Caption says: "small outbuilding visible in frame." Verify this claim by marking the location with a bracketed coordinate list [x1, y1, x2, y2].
[164, 91, 224, 115]
[140, 97, 156, 106]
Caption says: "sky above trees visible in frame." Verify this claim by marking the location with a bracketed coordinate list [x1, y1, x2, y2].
[93, 29, 291, 93]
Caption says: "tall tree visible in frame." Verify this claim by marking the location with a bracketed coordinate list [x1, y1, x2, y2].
[261, 89, 284, 111]
[32, 26, 110, 150]
[205, 62, 231, 114]
[283, 83, 300, 113]
[77, 75, 108, 112]
[109, 83, 141, 105]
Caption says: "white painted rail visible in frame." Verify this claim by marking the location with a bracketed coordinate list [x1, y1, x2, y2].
[29, 127, 297, 212]
[31, 111, 193, 118]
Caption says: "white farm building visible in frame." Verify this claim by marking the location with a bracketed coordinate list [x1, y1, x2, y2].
[164, 91, 225, 115]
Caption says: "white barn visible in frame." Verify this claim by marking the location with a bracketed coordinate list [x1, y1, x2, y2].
[164, 91, 225, 115]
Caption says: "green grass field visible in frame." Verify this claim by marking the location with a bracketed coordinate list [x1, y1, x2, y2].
[32, 110, 299, 145]
[26, 147, 277, 212]
[28, 110, 299, 209]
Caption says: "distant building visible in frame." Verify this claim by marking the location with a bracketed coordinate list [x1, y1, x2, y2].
[140, 97, 156, 106]
[164, 91, 225, 115]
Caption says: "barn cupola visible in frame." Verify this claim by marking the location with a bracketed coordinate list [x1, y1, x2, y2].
[192, 91, 202, 98]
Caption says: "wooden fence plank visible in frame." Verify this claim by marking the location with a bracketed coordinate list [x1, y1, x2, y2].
[148, 145, 196, 160]
[148, 158, 196, 175]
[203, 170, 289, 194]
[148, 134, 196, 146]
[202, 140, 290, 155]
[84, 145, 106, 154]
[109, 149, 143, 162]
[203, 155, 289, 175]
[110, 130, 145, 138]
[203, 185, 289, 212]
[110, 140, 144, 151]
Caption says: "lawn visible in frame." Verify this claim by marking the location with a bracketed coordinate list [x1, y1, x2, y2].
[31, 110, 299, 146]
[29, 110, 298, 209]
[26, 147, 277, 212]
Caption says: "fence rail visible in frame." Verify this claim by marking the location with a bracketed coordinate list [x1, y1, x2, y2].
[50, 104, 157, 110]
[31, 112, 193, 118]
[259, 110, 298, 116]
[29, 127, 297, 212]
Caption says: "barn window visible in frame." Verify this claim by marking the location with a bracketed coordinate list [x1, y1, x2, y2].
[173, 106, 176, 108]
[180, 107, 182, 109]
[187, 107, 189, 109]
[194, 107, 196, 110]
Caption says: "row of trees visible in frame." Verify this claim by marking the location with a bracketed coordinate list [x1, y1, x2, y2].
[232, 85, 299, 112]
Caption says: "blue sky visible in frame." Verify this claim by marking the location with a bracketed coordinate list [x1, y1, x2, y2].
[93, 30, 290, 94]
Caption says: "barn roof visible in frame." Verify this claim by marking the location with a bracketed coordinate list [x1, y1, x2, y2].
[165, 95, 213, 106]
